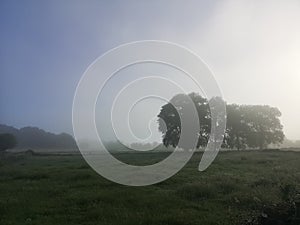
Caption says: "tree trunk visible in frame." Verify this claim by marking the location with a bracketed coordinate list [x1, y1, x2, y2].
[237, 135, 240, 151]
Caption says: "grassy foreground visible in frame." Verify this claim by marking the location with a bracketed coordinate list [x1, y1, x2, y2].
[0, 150, 300, 225]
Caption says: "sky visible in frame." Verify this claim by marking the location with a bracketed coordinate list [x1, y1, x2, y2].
[1, 0, 300, 142]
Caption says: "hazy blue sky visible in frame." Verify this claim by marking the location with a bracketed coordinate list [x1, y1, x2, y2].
[1, 0, 300, 140]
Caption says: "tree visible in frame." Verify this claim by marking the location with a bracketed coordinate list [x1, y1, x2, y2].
[157, 96, 181, 148]
[158, 93, 222, 149]
[0, 133, 17, 152]
[158, 93, 211, 149]
[158, 92, 285, 150]
[242, 105, 284, 149]
[223, 104, 249, 150]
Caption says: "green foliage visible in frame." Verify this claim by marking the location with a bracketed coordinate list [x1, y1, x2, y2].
[0, 133, 17, 152]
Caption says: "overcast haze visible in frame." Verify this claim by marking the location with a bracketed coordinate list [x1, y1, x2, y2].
[1, 0, 300, 141]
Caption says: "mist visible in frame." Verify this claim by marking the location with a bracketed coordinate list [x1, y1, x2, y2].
[1, 0, 300, 141]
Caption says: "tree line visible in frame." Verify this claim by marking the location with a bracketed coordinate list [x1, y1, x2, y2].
[158, 93, 284, 150]
[0, 124, 78, 152]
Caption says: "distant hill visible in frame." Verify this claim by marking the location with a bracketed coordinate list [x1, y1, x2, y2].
[0, 124, 78, 150]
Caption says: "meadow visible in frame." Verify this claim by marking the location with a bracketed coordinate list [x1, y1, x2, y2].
[0, 150, 300, 225]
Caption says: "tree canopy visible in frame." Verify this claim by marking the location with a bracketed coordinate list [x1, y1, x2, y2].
[158, 93, 284, 150]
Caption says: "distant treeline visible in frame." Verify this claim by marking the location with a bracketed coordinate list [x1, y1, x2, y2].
[278, 139, 300, 149]
[158, 93, 285, 150]
[0, 124, 77, 150]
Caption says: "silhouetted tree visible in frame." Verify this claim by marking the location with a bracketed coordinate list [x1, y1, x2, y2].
[158, 93, 284, 150]
[0, 133, 17, 152]
[158, 93, 221, 149]
[158, 97, 180, 148]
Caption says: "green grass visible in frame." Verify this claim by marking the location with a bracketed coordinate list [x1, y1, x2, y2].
[0, 150, 300, 225]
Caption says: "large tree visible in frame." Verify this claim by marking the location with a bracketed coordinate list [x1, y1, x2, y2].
[242, 105, 284, 149]
[0, 133, 17, 152]
[157, 93, 211, 149]
[158, 93, 284, 150]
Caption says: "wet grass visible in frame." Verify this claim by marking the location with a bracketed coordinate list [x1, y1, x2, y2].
[0, 150, 299, 225]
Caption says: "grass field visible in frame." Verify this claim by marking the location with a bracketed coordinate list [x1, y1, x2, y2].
[0, 150, 300, 225]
